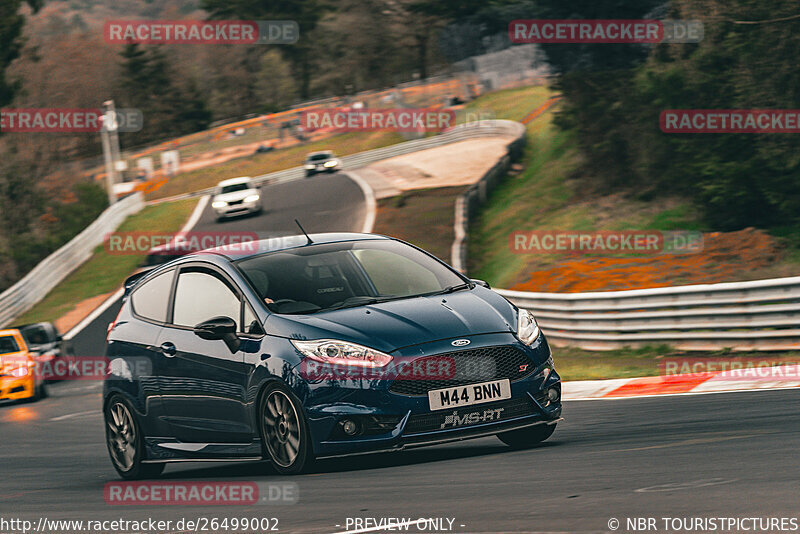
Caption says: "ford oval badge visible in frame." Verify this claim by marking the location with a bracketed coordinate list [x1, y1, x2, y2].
[451, 339, 471, 347]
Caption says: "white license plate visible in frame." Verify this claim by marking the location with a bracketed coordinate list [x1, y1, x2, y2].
[428, 379, 511, 411]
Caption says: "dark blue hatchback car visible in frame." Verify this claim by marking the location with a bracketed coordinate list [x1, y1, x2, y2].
[103, 233, 562, 478]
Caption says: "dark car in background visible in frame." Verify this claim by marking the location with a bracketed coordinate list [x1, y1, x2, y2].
[17, 322, 74, 371]
[304, 151, 340, 176]
[103, 233, 561, 479]
[143, 243, 195, 268]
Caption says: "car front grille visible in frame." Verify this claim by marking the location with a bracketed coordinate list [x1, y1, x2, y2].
[227, 199, 243, 206]
[388, 345, 535, 396]
[403, 396, 539, 435]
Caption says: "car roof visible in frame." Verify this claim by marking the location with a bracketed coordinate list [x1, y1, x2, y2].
[189, 232, 391, 261]
[0, 329, 22, 337]
[127, 233, 400, 295]
[13, 323, 50, 331]
[216, 176, 253, 187]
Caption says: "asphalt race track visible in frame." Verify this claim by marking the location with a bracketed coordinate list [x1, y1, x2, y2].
[192, 171, 367, 237]
[2, 383, 799, 533]
[3, 171, 799, 533]
[68, 171, 366, 359]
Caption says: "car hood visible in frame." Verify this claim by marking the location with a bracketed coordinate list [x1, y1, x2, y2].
[265, 287, 517, 353]
[213, 189, 259, 203]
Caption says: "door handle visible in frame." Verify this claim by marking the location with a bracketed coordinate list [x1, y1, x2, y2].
[160, 342, 177, 357]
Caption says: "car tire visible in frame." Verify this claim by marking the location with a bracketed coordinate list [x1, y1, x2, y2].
[104, 394, 165, 480]
[33, 379, 48, 400]
[497, 423, 556, 449]
[259, 383, 314, 475]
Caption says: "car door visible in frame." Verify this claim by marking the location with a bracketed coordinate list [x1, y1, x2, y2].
[115, 268, 177, 437]
[155, 263, 255, 443]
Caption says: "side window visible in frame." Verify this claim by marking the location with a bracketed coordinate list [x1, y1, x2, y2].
[173, 269, 241, 329]
[131, 270, 175, 323]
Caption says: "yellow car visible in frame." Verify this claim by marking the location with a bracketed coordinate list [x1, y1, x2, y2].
[0, 328, 47, 402]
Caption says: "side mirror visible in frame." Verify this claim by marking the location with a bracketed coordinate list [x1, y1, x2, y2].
[193, 316, 240, 353]
[470, 279, 490, 289]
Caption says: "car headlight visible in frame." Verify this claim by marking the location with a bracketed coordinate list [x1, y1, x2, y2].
[291, 339, 393, 367]
[323, 160, 338, 167]
[10, 365, 29, 378]
[211, 201, 226, 209]
[5, 359, 31, 377]
[244, 194, 260, 203]
[516, 309, 540, 345]
[304, 164, 315, 170]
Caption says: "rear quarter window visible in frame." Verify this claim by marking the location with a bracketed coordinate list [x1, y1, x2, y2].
[131, 270, 175, 323]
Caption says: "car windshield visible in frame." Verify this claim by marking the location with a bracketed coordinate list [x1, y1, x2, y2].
[0, 335, 20, 355]
[236, 240, 466, 314]
[219, 183, 250, 194]
[20, 325, 49, 346]
[307, 153, 332, 162]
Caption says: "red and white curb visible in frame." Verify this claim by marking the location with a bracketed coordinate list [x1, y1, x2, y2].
[563, 365, 800, 400]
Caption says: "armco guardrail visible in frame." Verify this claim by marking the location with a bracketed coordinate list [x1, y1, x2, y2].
[451, 121, 527, 272]
[496, 278, 800, 351]
[0, 193, 145, 327]
[435, 119, 799, 352]
[149, 120, 527, 205]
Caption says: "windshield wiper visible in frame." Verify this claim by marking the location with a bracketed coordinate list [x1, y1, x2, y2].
[323, 285, 473, 312]
[435, 282, 474, 295]
[324, 295, 398, 311]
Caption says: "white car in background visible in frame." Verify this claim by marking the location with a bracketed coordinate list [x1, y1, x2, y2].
[211, 177, 263, 221]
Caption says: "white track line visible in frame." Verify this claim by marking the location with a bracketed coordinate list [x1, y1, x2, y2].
[180, 194, 209, 233]
[344, 170, 377, 233]
[63, 287, 123, 341]
[564, 384, 800, 401]
[50, 410, 97, 422]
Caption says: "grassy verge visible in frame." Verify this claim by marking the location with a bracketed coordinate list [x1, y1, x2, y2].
[466, 90, 711, 289]
[372, 86, 559, 265]
[461, 85, 555, 122]
[150, 131, 405, 200]
[14, 198, 198, 325]
[149, 85, 558, 202]
[555, 345, 800, 381]
[373, 187, 467, 262]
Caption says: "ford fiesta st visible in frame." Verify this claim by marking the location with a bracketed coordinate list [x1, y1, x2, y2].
[103, 233, 561, 479]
